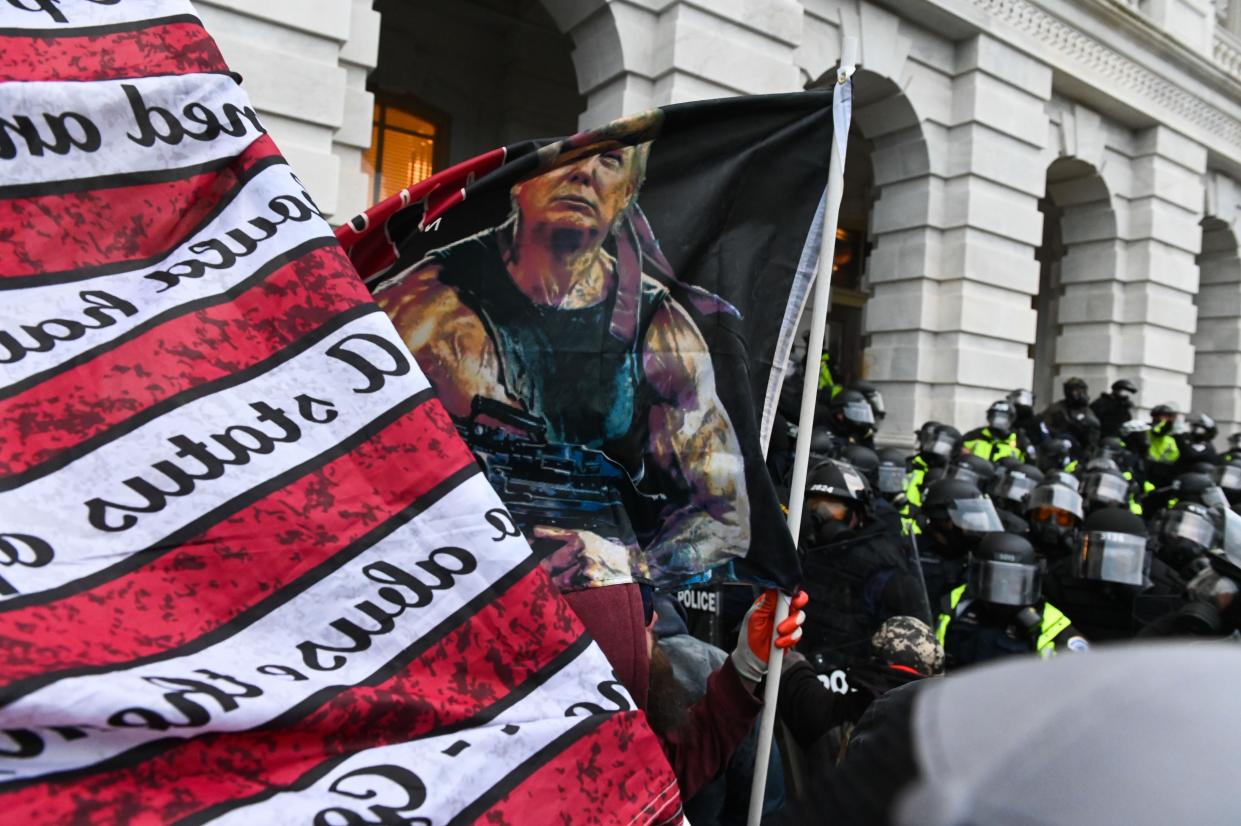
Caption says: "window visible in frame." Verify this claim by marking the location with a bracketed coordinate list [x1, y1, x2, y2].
[361, 97, 444, 204]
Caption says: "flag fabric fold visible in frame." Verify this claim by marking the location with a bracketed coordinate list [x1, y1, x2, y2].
[0, 2, 681, 823]
[339, 93, 833, 594]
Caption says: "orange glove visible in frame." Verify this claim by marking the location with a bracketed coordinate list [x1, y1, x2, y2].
[731, 589, 809, 683]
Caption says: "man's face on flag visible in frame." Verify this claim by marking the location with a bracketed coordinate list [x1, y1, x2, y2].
[511, 146, 642, 241]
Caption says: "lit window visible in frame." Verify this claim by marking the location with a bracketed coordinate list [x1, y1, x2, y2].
[361, 100, 438, 204]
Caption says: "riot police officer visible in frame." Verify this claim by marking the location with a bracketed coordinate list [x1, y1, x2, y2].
[1212, 460, 1241, 511]
[1152, 501, 1217, 580]
[818, 388, 876, 448]
[936, 532, 1087, 669]
[1090, 378, 1138, 439]
[1025, 481, 1085, 561]
[1040, 377, 1101, 454]
[903, 423, 961, 514]
[916, 478, 1003, 606]
[1081, 460, 1136, 516]
[799, 460, 932, 666]
[945, 453, 996, 491]
[876, 447, 909, 505]
[1042, 507, 1152, 641]
[1180, 413, 1218, 468]
[1145, 404, 1181, 489]
[1007, 388, 1050, 449]
[962, 401, 1027, 463]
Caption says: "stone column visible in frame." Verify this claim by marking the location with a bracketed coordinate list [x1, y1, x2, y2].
[865, 34, 1051, 438]
[196, 0, 379, 222]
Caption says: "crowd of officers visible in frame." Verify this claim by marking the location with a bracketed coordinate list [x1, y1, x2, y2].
[770, 369, 1241, 679]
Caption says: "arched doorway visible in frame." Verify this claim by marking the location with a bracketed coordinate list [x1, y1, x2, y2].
[366, 0, 585, 202]
[1035, 157, 1116, 408]
[1192, 215, 1241, 441]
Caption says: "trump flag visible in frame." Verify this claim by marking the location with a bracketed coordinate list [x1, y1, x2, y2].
[0, 1, 682, 823]
[338, 94, 834, 595]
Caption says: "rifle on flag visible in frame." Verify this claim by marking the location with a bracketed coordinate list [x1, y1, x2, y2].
[0, 2, 683, 823]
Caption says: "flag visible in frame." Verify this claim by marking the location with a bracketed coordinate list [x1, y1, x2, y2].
[339, 94, 834, 594]
[0, 2, 682, 823]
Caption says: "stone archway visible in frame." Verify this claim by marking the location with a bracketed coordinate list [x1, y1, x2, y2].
[1192, 172, 1241, 442]
[1035, 156, 1117, 406]
[369, 0, 584, 170]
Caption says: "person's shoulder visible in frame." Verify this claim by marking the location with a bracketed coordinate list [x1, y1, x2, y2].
[962, 427, 988, 442]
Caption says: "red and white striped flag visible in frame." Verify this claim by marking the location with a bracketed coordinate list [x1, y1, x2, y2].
[0, 2, 681, 822]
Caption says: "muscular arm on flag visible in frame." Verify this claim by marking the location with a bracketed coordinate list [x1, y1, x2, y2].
[377, 263, 517, 419]
[643, 296, 750, 574]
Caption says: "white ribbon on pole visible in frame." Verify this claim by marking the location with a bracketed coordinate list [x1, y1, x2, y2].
[746, 37, 857, 826]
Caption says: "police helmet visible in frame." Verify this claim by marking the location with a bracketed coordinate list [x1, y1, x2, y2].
[850, 380, 886, 424]
[919, 424, 962, 468]
[990, 463, 1044, 511]
[969, 532, 1041, 607]
[1173, 472, 1228, 512]
[1095, 437, 1127, 464]
[1156, 501, 1217, 575]
[1075, 507, 1149, 587]
[1111, 378, 1138, 397]
[1085, 457, 1120, 474]
[841, 444, 880, 489]
[1007, 388, 1034, 410]
[877, 447, 909, 496]
[1186, 412, 1218, 444]
[1044, 470, 1081, 493]
[986, 400, 1016, 437]
[947, 453, 996, 489]
[1150, 405, 1178, 435]
[1082, 467, 1131, 512]
[1212, 461, 1241, 506]
[918, 478, 1003, 556]
[1063, 377, 1089, 406]
[1026, 482, 1084, 557]
[803, 459, 871, 547]
[1036, 436, 1076, 474]
[826, 389, 875, 440]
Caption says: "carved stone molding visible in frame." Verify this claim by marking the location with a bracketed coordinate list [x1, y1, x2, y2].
[972, 0, 1241, 149]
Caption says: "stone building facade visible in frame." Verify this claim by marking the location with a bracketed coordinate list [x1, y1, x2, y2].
[194, 0, 1241, 445]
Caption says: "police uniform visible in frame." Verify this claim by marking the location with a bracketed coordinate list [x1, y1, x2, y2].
[961, 427, 1025, 463]
[936, 584, 1086, 668]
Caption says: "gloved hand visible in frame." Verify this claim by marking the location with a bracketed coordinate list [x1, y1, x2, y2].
[731, 589, 809, 684]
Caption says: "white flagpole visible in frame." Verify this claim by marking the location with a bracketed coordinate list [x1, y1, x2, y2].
[746, 38, 857, 826]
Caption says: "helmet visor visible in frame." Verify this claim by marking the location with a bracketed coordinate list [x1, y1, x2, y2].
[948, 497, 1003, 533]
[988, 409, 1014, 432]
[1164, 510, 1216, 550]
[878, 464, 906, 494]
[843, 400, 875, 426]
[1082, 473, 1129, 507]
[1213, 465, 1241, 493]
[868, 390, 886, 417]
[971, 559, 1041, 606]
[1027, 485, 1084, 520]
[925, 432, 957, 460]
[1010, 389, 1034, 408]
[1221, 508, 1241, 569]
[947, 462, 986, 487]
[1201, 484, 1229, 512]
[809, 496, 852, 524]
[1076, 531, 1148, 587]
[993, 472, 1038, 504]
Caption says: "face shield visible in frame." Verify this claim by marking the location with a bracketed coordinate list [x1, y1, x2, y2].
[947, 462, 987, 488]
[970, 559, 1041, 606]
[1201, 484, 1229, 512]
[993, 472, 1038, 506]
[988, 408, 1014, 433]
[1082, 473, 1130, 508]
[878, 464, 906, 495]
[842, 400, 875, 427]
[947, 497, 1003, 534]
[1162, 510, 1217, 553]
[1214, 464, 1241, 495]
[867, 390, 886, 420]
[1220, 508, 1241, 569]
[1026, 485, 1084, 521]
[1076, 530, 1148, 587]
[922, 431, 957, 462]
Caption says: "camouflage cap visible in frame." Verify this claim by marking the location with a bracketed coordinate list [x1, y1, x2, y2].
[871, 615, 945, 677]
